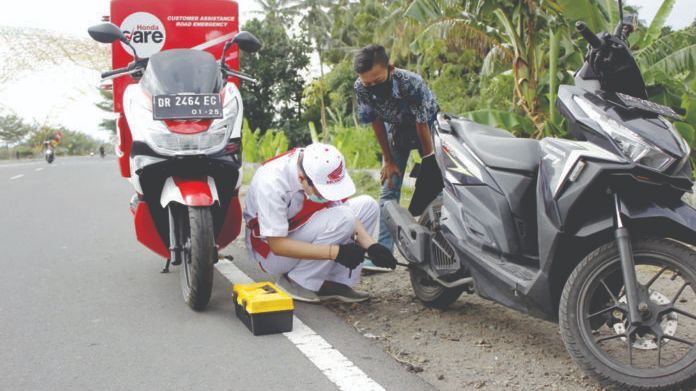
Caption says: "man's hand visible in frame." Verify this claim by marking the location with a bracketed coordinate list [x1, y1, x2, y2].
[367, 244, 397, 269]
[335, 243, 366, 269]
[380, 161, 402, 189]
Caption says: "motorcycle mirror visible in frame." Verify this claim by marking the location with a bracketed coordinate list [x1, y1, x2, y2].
[232, 31, 262, 53]
[88, 23, 128, 44]
[622, 14, 638, 33]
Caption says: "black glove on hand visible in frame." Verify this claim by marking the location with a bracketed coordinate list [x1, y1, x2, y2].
[408, 154, 444, 216]
[335, 243, 366, 270]
[367, 244, 398, 270]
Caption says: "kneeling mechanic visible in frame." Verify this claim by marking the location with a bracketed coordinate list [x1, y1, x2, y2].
[244, 143, 397, 303]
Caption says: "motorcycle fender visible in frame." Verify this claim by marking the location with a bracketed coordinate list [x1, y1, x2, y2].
[573, 200, 696, 247]
[621, 200, 696, 246]
[160, 176, 219, 207]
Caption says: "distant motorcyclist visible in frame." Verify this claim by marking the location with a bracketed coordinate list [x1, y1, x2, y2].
[43, 139, 55, 163]
[99, 145, 105, 158]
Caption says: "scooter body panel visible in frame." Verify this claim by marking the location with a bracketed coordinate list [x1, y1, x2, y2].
[160, 176, 219, 208]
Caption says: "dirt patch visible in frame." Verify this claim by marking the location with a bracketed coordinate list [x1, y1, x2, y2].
[326, 266, 601, 390]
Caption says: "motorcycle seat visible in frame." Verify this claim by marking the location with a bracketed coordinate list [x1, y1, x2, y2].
[448, 118, 541, 173]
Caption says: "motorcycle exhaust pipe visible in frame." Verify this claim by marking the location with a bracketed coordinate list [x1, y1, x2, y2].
[383, 200, 431, 265]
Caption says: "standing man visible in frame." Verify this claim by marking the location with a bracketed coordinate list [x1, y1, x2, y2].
[353, 44, 440, 271]
[244, 143, 397, 303]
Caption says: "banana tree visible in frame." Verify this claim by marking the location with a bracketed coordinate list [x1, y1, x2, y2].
[290, 0, 333, 141]
[405, 0, 577, 137]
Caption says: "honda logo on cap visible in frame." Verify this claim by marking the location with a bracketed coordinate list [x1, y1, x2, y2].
[327, 161, 345, 184]
[120, 12, 166, 58]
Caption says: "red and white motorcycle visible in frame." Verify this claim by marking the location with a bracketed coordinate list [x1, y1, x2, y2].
[89, 23, 261, 310]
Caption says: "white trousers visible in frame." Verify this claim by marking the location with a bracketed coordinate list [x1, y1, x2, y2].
[245, 195, 379, 291]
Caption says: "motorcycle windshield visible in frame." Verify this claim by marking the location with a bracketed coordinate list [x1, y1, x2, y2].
[140, 49, 222, 95]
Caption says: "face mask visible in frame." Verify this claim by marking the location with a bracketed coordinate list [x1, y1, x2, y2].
[308, 193, 329, 204]
[366, 69, 392, 99]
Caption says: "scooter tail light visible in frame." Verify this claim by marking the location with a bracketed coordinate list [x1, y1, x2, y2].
[163, 119, 212, 134]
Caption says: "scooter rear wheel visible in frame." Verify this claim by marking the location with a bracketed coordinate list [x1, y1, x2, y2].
[409, 201, 466, 309]
[177, 206, 216, 311]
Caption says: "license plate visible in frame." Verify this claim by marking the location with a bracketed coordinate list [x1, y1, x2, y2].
[152, 94, 223, 120]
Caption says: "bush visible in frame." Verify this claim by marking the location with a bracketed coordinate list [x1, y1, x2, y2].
[241, 120, 289, 163]
[331, 126, 382, 169]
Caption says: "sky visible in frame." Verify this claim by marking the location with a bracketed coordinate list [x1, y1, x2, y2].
[0, 0, 692, 141]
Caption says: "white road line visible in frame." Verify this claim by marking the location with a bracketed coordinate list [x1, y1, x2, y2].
[215, 260, 385, 391]
[9, 174, 24, 180]
[35, 167, 44, 172]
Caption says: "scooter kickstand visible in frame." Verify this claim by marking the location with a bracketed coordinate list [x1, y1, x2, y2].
[161, 259, 171, 274]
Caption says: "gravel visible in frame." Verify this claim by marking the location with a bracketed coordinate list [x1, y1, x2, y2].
[327, 266, 601, 390]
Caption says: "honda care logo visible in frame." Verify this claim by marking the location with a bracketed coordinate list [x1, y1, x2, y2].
[120, 12, 166, 58]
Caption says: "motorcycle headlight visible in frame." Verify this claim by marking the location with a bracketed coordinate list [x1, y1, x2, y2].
[661, 116, 691, 157]
[574, 96, 675, 171]
[126, 86, 239, 156]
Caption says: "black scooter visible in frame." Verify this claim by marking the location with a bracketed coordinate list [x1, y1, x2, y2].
[385, 2, 696, 389]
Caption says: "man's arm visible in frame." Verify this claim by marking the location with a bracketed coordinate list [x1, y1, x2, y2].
[268, 217, 377, 260]
[372, 119, 402, 188]
[354, 220, 376, 249]
[371, 119, 392, 163]
[267, 237, 338, 261]
[415, 121, 434, 156]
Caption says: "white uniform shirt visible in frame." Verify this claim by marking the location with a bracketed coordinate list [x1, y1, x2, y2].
[244, 149, 339, 239]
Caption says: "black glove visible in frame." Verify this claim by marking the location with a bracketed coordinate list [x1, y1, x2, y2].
[367, 244, 397, 269]
[408, 154, 444, 216]
[335, 243, 366, 270]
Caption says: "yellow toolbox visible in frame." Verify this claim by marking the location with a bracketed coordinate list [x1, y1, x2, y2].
[233, 282, 294, 336]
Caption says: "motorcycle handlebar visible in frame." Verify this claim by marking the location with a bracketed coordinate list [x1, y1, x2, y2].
[223, 68, 258, 85]
[576, 21, 603, 49]
[101, 66, 130, 79]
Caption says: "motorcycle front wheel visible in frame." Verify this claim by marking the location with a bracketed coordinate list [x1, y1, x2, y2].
[560, 238, 696, 390]
[175, 205, 216, 311]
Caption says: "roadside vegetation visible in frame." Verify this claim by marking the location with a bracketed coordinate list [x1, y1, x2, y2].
[0, 113, 106, 159]
[240, 0, 695, 176]
[0, 26, 110, 159]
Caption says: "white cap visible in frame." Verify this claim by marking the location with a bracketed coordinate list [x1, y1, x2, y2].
[300, 143, 356, 201]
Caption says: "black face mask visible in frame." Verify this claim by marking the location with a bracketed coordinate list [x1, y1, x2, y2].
[366, 69, 392, 100]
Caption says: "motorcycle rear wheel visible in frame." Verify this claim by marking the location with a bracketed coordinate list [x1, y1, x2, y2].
[560, 238, 696, 390]
[409, 200, 466, 309]
[176, 206, 216, 311]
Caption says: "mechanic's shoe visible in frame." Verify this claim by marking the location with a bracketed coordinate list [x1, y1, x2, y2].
[276, 275, 320, 303]
[318, 281, 370, 303]
[361, 259, 393, 273]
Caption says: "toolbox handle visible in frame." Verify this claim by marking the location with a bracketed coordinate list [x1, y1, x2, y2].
[261, 284, 277, 294]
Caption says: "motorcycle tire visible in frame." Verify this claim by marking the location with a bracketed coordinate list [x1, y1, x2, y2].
[177, 206, 216, 311]
[409, 200, 466, 309]
[560, 237, 696, 390]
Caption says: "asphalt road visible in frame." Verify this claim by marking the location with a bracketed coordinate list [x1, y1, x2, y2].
[0, 156, 433, 391]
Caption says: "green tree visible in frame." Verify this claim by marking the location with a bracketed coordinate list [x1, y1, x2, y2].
[95, 88, 116, 134]
[0, 113, 31, 146]
[239, 17, 311, 138]
[290, 0, 333, 141]
[253, 0, 297, 23]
